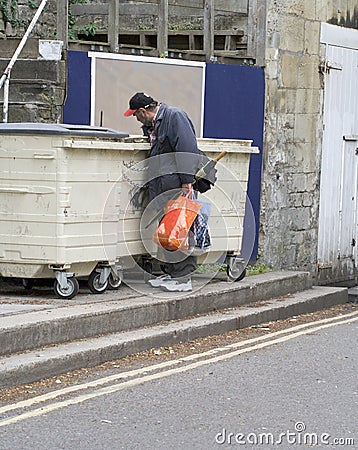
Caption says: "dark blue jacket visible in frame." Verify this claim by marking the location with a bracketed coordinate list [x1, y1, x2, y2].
[147, 103, 201, 205]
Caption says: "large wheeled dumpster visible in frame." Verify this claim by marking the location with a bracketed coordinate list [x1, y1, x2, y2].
[60, 133, 259, 285]
[0, 123, 258, 298]
[0, 123, 136, 298]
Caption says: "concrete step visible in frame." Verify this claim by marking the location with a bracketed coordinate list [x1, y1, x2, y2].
[0, 271, 312, 356]
[0, 285, 347, 388]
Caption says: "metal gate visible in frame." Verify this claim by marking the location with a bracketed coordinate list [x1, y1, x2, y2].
[317, 24, 358, 284]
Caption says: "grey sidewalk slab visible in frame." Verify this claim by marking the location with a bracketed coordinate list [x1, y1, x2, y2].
[0, 271, 312, 356]
[0, 285, 348, 388]
[0, 304, 55, 315]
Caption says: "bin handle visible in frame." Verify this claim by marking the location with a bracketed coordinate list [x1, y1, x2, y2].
[0, 187, 31, 193]
[0, 186, 54, 194]
[32, 152, 55, 159]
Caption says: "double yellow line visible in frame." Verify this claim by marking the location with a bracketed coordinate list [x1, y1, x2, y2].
[1, 310, 357, 427]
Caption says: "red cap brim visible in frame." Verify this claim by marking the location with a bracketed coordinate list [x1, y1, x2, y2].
[123, 108, 136, 117]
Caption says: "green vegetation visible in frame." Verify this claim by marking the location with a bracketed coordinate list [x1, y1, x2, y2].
[0, 0, 97, 38]
[27, 0, 38, 9]
[169, 22, 202, 31]
[196, 262, 272, 276]
[68, 0, 98, 40]
[69, 21, 98, 40]
[246, 263, 272, 276]
[0, 0, 19, 27]
[138, 23, 153, 31]
[195, 264, 224, 274]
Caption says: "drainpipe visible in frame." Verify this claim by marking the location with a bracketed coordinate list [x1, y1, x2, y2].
[0, 0, 49, 122]
[3, 69, 10, 123]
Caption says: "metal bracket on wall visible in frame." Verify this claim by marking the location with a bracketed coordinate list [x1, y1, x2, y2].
[323, 60, 343, 73]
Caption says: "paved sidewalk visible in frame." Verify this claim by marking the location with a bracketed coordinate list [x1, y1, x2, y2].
[0, 271, 349, 387]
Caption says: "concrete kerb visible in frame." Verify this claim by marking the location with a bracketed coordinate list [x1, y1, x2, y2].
[348, 287, 358, 303]
[0, 271, 312, 356]
[0, 285, 348, 388]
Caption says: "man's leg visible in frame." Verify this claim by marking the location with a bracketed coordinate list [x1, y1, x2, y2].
[163, 255, 197, 281]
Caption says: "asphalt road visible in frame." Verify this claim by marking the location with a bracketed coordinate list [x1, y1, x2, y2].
[0, 312, 357, 450]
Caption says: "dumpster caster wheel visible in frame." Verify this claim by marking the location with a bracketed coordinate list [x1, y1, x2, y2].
[227, 258, 247, 282]
[227, 267, 246, 282]
[54, 277, 79, 299]
[108, 272, 122, 290]
[88, 271, 109, 294]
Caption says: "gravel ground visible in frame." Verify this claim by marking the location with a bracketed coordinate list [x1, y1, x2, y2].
[0, 302, 356, 405]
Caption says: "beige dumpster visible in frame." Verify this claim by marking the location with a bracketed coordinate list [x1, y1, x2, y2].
[0, 123, 258, 298]
[0, 123, 136, 298]
[63, 134, 259, 284]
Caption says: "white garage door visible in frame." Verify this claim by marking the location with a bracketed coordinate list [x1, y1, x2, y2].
[317, 23, 358, 283]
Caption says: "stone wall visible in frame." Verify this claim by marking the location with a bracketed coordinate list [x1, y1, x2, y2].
[0, 0, 66, 123]
[0, 0, 57, 38]
[260, 0, 357, 278]
[0, 57, 66, 122]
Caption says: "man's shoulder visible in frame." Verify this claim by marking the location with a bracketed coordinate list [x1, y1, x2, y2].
[160, 103, 184, 116]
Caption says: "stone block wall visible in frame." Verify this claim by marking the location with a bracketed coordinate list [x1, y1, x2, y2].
[260, 0, 357, 277]
[0, 0, 66, 123]
[0, 0, 57, 39]
[0, 58, 66, 122]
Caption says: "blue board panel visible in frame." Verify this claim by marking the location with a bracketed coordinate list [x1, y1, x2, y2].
[203, 64, 265, 263]
[63, 51, 91, 125]
[63, 53, 264, 262]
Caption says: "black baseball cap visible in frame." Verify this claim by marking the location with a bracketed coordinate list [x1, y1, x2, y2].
[123, 92, 156, 117]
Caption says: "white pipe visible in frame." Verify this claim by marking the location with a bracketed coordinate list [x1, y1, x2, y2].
[0, 0, 49, 90]
[3, 70, 10, 122]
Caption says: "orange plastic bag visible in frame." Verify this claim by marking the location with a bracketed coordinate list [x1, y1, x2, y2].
[153, 195, 202, 251]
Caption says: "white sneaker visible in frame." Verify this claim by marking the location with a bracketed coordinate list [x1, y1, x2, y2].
[160, 279, 192, 292]
[147, 274, 172, 288]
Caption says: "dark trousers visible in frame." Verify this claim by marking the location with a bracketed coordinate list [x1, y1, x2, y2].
[163, 255, 197, 281]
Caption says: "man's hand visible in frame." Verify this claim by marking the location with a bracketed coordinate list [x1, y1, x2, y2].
[181, 183, 193, 196]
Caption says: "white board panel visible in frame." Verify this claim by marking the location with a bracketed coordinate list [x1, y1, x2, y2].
[89, 52, 205, 137]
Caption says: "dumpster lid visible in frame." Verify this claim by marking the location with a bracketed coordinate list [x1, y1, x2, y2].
[0, 123, 129, 138]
